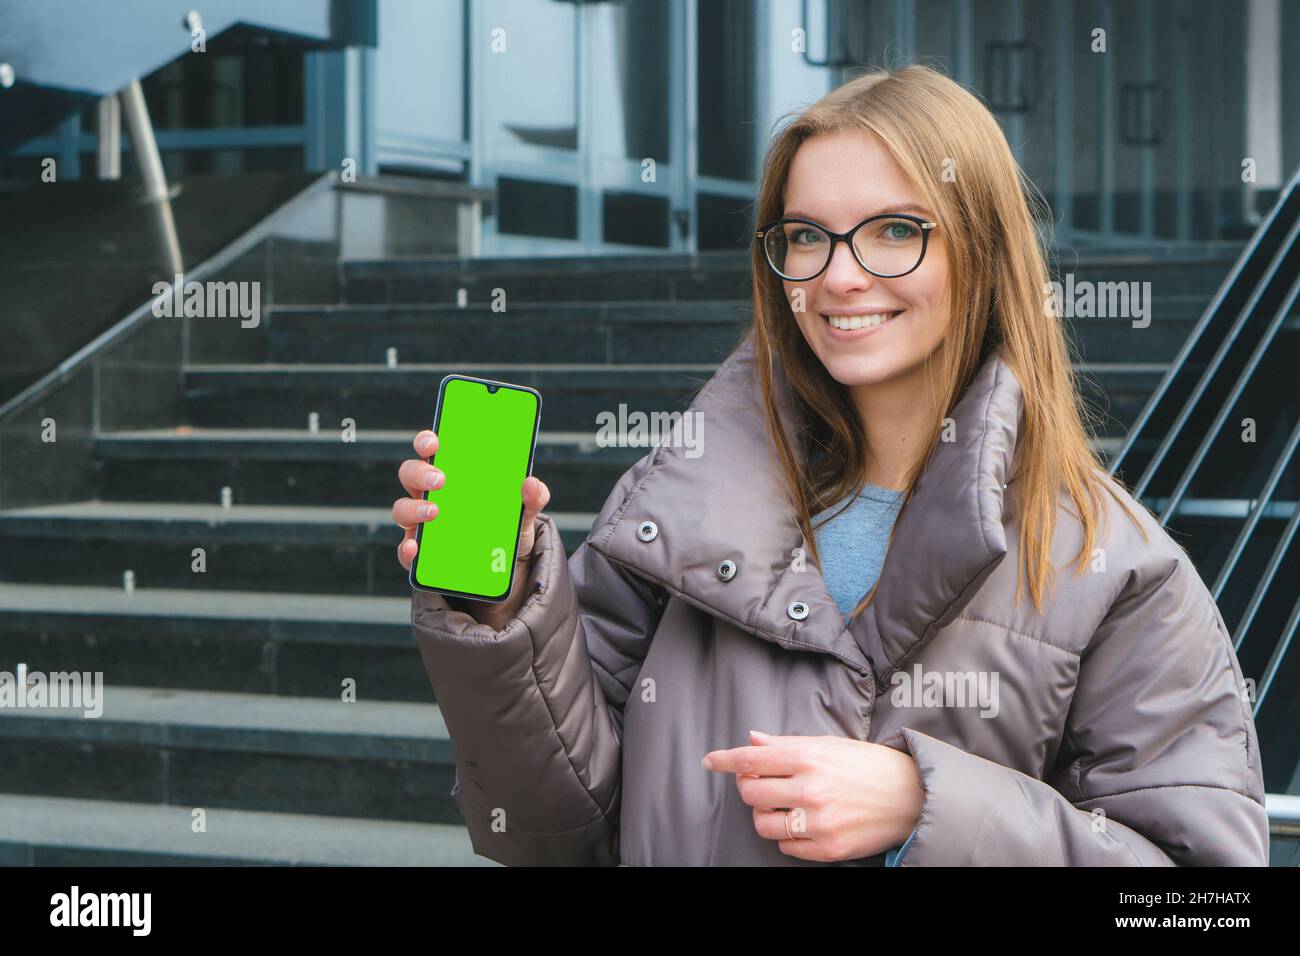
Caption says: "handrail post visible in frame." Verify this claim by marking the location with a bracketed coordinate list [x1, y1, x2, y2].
[96, 94, 121, 180]
[119, 77, 183, 276]
[119, 79, 169, 201]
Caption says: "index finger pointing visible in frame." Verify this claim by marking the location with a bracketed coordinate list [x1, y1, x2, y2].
[701, 744, 801, 776]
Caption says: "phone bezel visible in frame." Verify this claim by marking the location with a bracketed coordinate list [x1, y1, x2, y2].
[408, 373, 543, 603]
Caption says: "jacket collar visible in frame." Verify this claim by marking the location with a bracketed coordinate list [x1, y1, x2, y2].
[587, 332, 1024, 684]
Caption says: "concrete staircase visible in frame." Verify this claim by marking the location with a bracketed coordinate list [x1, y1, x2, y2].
[0, 247, 1239, 864]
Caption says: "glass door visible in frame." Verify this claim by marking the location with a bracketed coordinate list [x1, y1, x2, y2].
[904, 0, 1250, 245]
[474, 0, 688, 255]
[1064, 0, 1246, 244]
[587, 0, 676, 251]
[473, 0, 582, 254]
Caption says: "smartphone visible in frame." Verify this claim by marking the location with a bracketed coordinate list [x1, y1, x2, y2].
[409, 374, 542, 602]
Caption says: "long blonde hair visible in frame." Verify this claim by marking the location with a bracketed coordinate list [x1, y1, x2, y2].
[750, 63, 1146, 616]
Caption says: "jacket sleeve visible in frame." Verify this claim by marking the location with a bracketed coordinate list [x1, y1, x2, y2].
[892, 552, 1270, 866]
[410, 455, 666, 866]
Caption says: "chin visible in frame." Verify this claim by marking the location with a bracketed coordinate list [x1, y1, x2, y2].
[816, 351, 916, 388]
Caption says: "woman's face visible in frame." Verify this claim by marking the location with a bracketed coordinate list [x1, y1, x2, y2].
[778, 129, 951, 389]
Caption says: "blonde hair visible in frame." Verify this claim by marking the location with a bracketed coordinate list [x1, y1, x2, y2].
[750, 63, 1146, 616]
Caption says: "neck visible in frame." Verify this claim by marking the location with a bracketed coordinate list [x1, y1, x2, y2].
[848, 362, 944, 491]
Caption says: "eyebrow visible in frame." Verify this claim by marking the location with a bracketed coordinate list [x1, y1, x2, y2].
[783, 202, 935, 221]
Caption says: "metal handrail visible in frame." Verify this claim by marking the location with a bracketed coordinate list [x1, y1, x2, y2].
[1145, 498, 1295, 520]
[1230, 461, 1300, 660]
[1109, 166, 1300, 482]
[1256, 590, 1300, 712]
[1159, 270, 1300, 523]
[1211, 418, 1300, 604]
[0, 172, 335, 423]
[1132, 215, 1300, 500]
[1269, 793, 1300, 836]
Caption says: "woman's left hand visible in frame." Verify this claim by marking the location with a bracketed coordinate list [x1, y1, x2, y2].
[702, 730, 923, 862]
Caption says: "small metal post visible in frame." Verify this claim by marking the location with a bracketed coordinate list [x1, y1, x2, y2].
[97, 94, 121, 180]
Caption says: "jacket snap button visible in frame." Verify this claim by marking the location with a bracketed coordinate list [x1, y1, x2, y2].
[716, 559, 736, 581]
[787, 600, 809, 620]
[636, 520, 658, 542]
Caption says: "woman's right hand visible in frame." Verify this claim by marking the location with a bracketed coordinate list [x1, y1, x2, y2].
[394, 429, 551, 624]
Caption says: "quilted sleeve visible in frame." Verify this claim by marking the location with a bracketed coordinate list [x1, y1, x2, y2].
[411, 452, 666, 866]
[891, 552, 1269, 866]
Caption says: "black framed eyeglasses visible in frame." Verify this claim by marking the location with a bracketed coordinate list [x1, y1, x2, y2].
[754, 213, 938, 281]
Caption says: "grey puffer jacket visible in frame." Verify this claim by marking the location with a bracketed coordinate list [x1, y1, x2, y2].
[411, 333, 1269, 866]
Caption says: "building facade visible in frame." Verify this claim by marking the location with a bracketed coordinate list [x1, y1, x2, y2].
[5, 0, 1298, 254]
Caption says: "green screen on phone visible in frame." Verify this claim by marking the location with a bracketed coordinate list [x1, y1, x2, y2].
[410, 376, 541, 600]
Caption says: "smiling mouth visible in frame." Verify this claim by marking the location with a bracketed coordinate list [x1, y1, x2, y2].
[821, 311, 902, 330]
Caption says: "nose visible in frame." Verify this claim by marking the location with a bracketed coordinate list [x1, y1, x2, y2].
[821, 237, 876, 295]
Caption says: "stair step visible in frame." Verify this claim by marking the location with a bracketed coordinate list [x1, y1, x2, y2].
[260, 299, 1204, 365]
[344, 250, 751, 274]
[0, 683, 446, 754]
[264, 301, 752, 365]
[0, 685, 460, 823]
[0, 794, 491, 866]
[1073, 364, 1167, 435]
[336, 250, 1238, 306]
[0, 502, 596, 595]
[180, 361, 1158, 436]
[0, 581, 407, 621]
[1046, 258, 1241, 294]
[341, 254, 753, 304]
[0, 582, 435, 701]
[97, 427, 1121, 458]
[182, 362, 717, 432]
[94, 427, 644, 511]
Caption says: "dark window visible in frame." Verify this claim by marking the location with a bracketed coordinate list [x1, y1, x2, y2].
[697, 0, 756, 182]
[696, 192, 752, 250]
[141, 40, 304, 130]
[603, 191, 669, 247]
[497, 176, 578, 239]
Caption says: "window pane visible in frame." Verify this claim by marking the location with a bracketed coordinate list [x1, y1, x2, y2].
[603, 191, 669, 247]
[697, 192, 751, 250]
[591, 0, 669, 164]
[698, 0, 755, 181]
[497, 176, 577, 239]
[482, 0, 578, 152]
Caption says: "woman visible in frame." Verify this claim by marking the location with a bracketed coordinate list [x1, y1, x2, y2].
[393, 65, 1268, 866]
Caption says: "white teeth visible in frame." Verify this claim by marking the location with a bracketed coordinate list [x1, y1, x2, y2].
[824, 312, 896, 330]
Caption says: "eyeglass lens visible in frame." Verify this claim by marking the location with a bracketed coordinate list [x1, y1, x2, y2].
[764, 218, 926, 280]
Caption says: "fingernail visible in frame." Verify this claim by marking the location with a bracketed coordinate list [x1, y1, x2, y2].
[425, 470, 443, 489]
[701, 755, 714, 770]
[419, 435, 435, 453]
[750, 729, 771, 740]
[418, 503, 437, 519]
